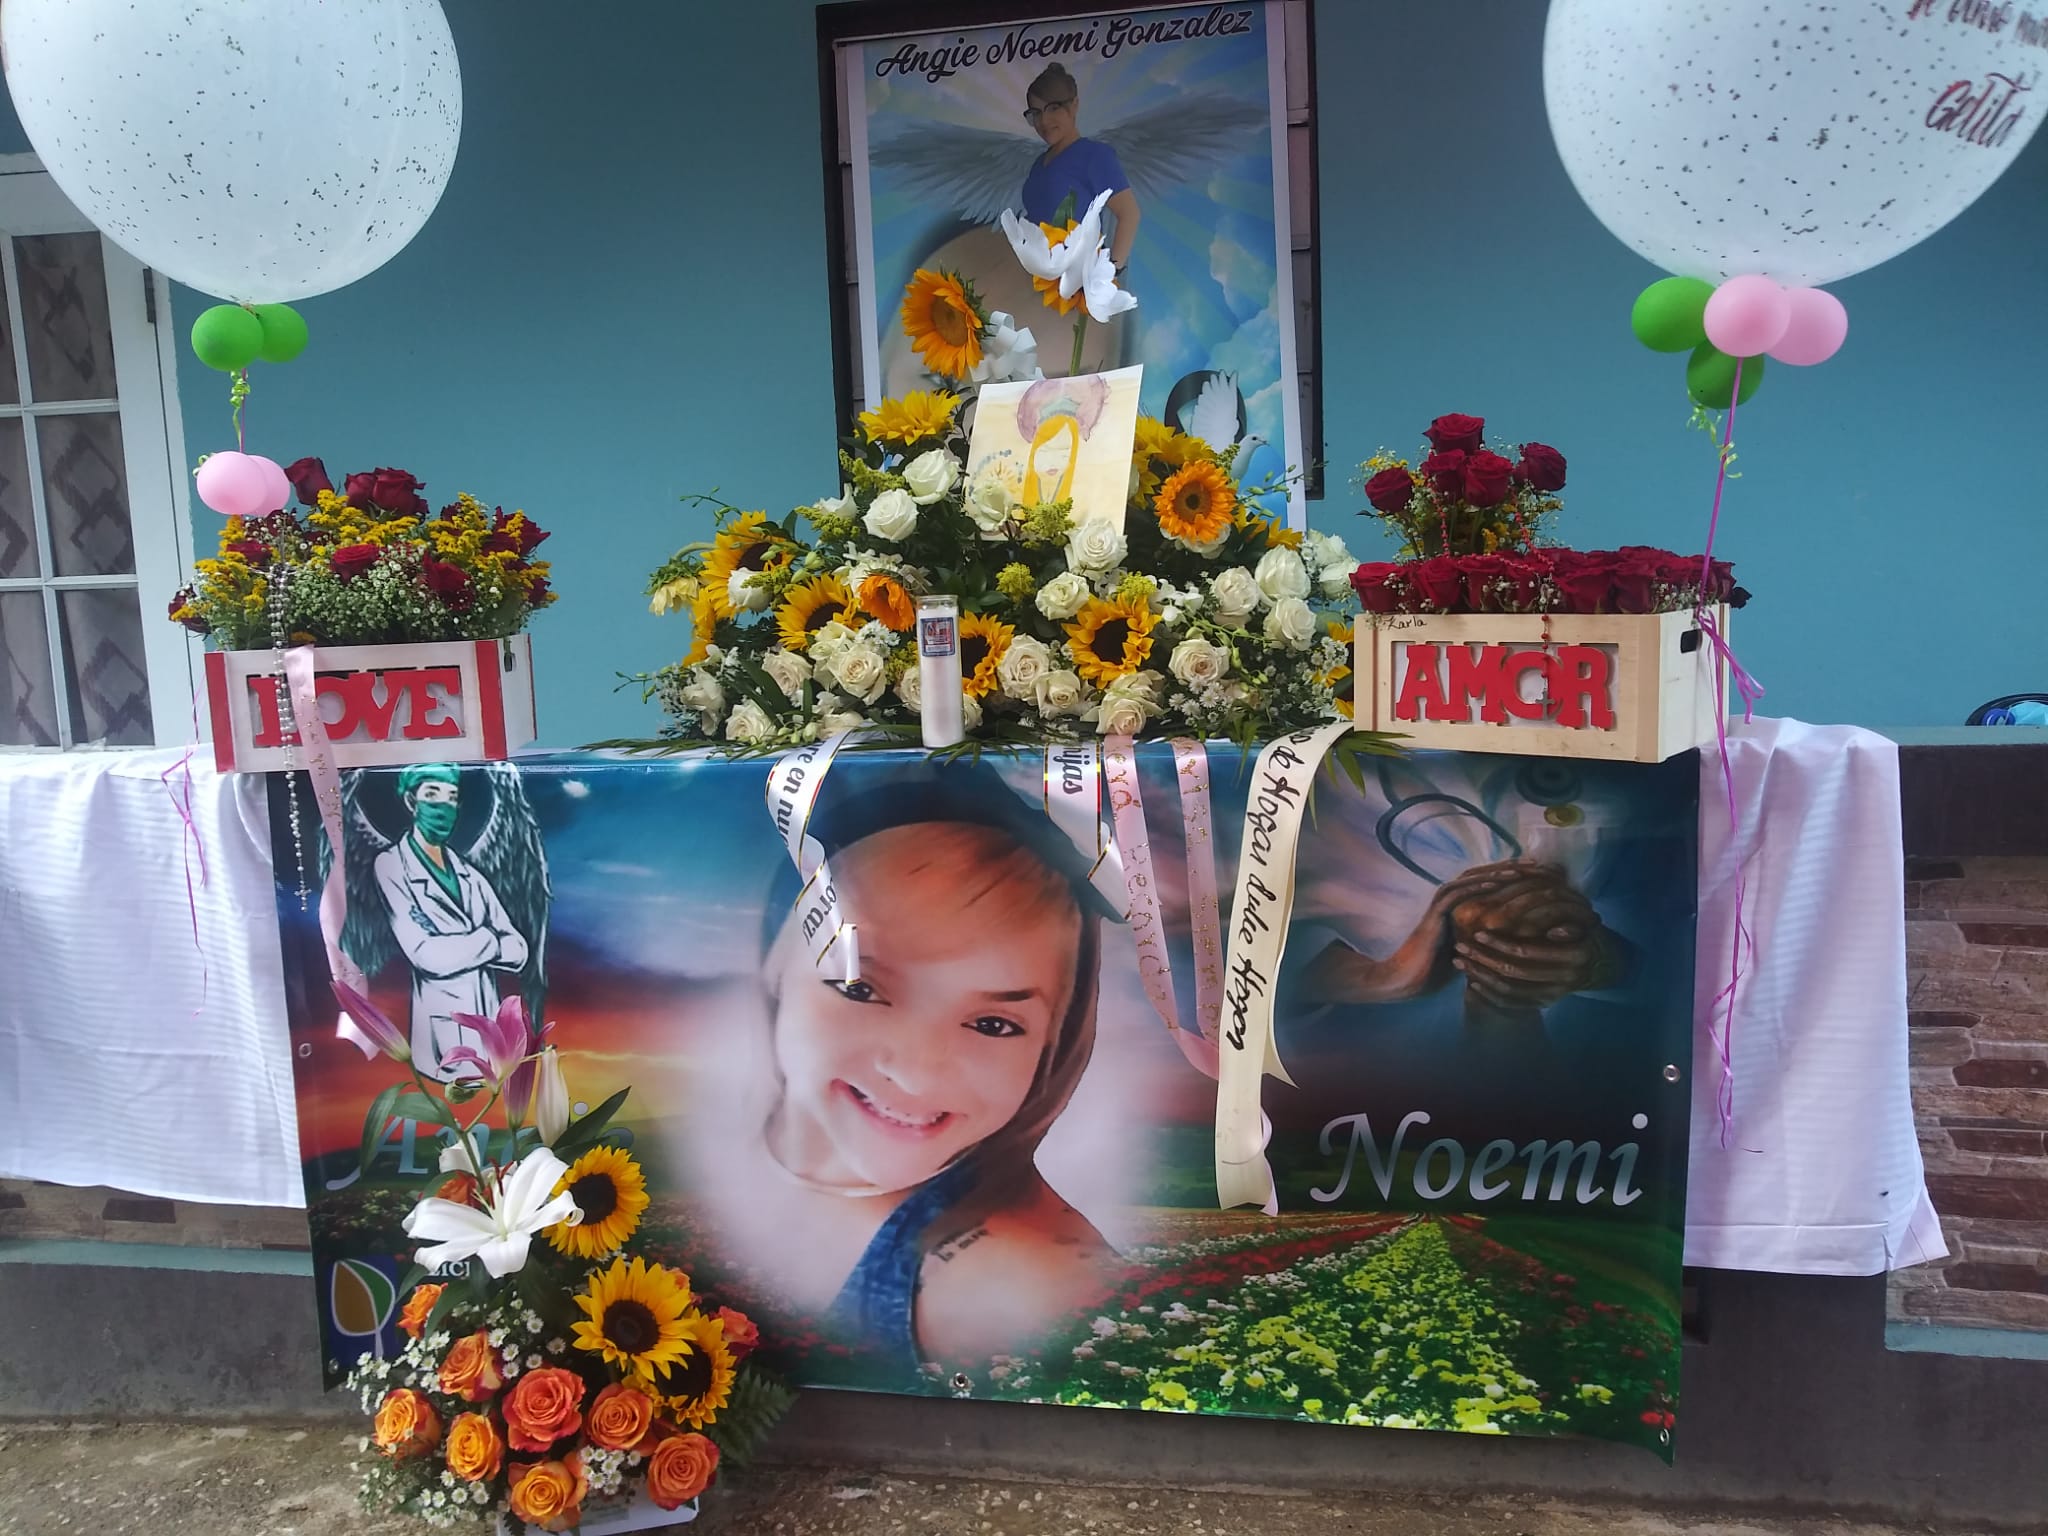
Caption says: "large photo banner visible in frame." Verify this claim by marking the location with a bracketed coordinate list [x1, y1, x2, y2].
[840, 1, 1305, 520]
[273, 743, 1697, 1457]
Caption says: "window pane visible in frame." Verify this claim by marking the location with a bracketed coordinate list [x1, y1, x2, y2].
[59, 586, 152, 746]
[0, 417, 39, 577]
[0, 589, 59, 746]
[39, 411, 135, 576]
[15, 233, 117, 403]
[0, 251, 18, 407]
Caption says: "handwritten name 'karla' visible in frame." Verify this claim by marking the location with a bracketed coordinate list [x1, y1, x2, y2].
[874, 5, 1256, 82]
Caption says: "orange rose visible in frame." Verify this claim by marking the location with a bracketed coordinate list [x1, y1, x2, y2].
[506, 1453, 589, 1532]
[858, 572, 915, 632]
[443, 1412, 504, 1482]
[438, 1329, 505, 1402]
[645, 1432, 720, 1509]
[585, 1382, 657, 1452]
[714, 1306, 760, 1360]
[502, 1366, 586, 1452]
[371, 1387, 441, 1460]
[396, 1283, 444, 1339]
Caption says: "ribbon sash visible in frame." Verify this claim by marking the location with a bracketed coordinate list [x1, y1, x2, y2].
[764, 730, 863, 983]
[1214, 720, 1355, 1213]
[1172, 738, 1225, 1044]
[284, 648, 374, 1054]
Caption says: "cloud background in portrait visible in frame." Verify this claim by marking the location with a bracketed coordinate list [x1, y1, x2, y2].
[856, 6, 1288, 494]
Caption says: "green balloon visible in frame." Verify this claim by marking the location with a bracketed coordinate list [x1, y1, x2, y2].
[190, 305, 264, 372]
[1631, 276, 1715, 353]
[253, 303, 309, 364]
[1686, 344, 1765, 410]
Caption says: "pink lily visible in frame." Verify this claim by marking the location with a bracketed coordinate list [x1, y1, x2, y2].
[443, 994, 531, 1089]
[332, 980, 411, 1064]
[503, 1017, 557, 1127]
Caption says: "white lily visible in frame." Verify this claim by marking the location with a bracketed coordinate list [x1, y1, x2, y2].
[969, 310, 1041, 384]
[403, 1147, 580, 1278]
[999, 189, 1137, 324]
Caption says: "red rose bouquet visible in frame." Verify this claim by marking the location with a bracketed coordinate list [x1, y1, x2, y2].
[1352, 547, 1747, 617]
[1358, 414, 1568, 559]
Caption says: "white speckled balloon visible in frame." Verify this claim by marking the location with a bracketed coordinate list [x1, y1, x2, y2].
[1, 0, 462, 302]
[1544, 0, 2046, 285]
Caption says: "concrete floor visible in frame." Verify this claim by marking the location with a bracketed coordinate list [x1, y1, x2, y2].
[0, 1424, 1968, 1536]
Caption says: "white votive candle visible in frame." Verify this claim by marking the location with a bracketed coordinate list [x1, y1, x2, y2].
[918, 594, 965, 748]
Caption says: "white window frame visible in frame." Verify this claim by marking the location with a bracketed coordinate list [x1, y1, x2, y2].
[0, 152, 197, 750]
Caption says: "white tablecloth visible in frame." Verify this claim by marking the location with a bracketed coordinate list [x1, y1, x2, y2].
[0, 724, 1944, 1274]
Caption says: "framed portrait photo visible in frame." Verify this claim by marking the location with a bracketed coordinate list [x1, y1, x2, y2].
[818, 0, 1323, 519]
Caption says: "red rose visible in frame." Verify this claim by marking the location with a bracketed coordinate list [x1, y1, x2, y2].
[1418, 449, 1467, 495]
[715, 1306, 761, 1361]
[526, 576, 552, 605]
[347, 468, 428, 516]
[1350, 561, 1401, 614]
[284, 456, 333, 505]
[1458, 554, 1512, 612]
[1553, 551, 1620, 614]
[420, 555, 472, 605]
[330, 543, 380, 582]
[493, 508, 550, 556]
[1497, 553, 1544, 611]
[168, 590, 210, 635]
[1424, 413, 1486, 454]
[1362, 466, 1417, 515]
[1612, 552, 1662, 614]
[1461, 450, 1515, 509]
[1408, 555, 1465, 612]
[224, 538, 270, 564]
[1514, 443, 1567, 492]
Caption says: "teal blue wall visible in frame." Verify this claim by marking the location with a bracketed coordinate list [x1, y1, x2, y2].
[7, 2, 2045, 742]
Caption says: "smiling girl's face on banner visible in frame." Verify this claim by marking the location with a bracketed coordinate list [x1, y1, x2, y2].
[767, 823, 1083, 1193]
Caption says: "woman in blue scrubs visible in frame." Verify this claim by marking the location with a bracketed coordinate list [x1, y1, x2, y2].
[1020, 63, 1142, 273]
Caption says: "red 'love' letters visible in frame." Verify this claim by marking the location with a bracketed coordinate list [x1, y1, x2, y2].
[247, 666, 467, 748]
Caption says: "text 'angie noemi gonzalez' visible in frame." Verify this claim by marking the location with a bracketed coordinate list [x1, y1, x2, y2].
[1310, 1110, 1648, 1209]
[872, 5, 1258, 82]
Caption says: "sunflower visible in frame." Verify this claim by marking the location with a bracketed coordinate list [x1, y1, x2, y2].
[680, 590, 720, 669]
[857, 572, 915, 633]
[1131, 417, 1208, 507]
[900, 268, 985, 382]
[633, 1311, 735, 1429]
[1063, 596, 1156, 688]
[1237, 508, 1304, 550]
[545, 1145, 650, 1260]
[570, 1256, 694, 1375]
[701, 512, 795, 620]
[1155, 460, 1237, 545]
[1029, 220, 1086, 317]
[957, 612, 1015, 698]
[775, 574, 856, 653]
[858, 391, 961, 448]
[1321, 618, 1355, 720]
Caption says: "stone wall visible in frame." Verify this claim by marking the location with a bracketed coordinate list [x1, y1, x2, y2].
[1890, 855, 2048, 1334]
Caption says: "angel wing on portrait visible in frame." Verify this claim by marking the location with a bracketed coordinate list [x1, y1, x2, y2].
[323, 763, 553, 1018]
[866, 95, 1274, 225]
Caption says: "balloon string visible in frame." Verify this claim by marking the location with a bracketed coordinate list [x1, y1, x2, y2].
[231, 368, 250, 453]
[1696, 360, 1761, 1150]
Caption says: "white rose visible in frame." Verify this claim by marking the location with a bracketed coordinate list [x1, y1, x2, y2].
[902, 449, 960, 506]
[726, 569, 771, 613]
[818, 703, 868, 734]
[1209, 567, 1261, 626]
[997, 635, 1054, 699]
[962, 693, 984, 731]
[759, 648, 811, 703]
[965, 475, 1015, 535]
[1096, 674, 1161, 738]
[1182, 521, 1232, 557]
[1254, 546, 1311, 605]
[1035, 571, 1092, 620]
[1064, 517, 1128, 576]
[863, 487, 919, 542]
[1033, 669, 1086, 718]
[1308, 533, 1357, 598]
[895, 667, 923, 710]
[809, 620, 856, 666]
[1168, 637, 1230, 688]
[1320, 563, 1355, 600]
[724, 699, 775, 743]
[813, 483, 857, 519]
[676, 668, 725, 722]
[828, 640, 889, 704]
[1263, 596, 1316, 650]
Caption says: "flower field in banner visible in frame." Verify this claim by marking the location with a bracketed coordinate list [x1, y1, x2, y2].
[990, 1215, 1681, 1457]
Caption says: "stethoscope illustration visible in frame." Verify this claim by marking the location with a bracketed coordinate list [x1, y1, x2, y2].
[1373, 759, 1585, 886]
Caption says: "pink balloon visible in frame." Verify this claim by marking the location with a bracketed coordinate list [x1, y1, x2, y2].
[1767, 288, 1849, 366]
[194, 451, 274, 518]
[248, 455, 291, 515]
[1703, 275, 1792, 358]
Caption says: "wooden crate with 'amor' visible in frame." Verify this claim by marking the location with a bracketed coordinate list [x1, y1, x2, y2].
[1354, 608, 1727, 763]
[203, 635, 537, 773]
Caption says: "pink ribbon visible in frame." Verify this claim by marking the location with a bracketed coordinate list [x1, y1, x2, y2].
[1695, 361, 1764, 1147]
[1104, 737, 1218, 1078]
[1172, 738, 1225, 1041]
[282, 647, 373, 1053]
